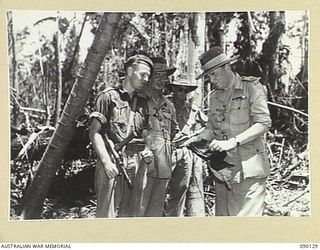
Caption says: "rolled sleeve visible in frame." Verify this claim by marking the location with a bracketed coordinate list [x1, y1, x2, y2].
[89, 111, 107, 125]
[249, 83, 272, 128]
[89, 91, 110, 125]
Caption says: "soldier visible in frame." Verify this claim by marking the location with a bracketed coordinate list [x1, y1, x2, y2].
[135, 57, 179, 217]
[89, 54, 154, 218]
[165, 74, 207, 217]
[183, 46, 271, 216]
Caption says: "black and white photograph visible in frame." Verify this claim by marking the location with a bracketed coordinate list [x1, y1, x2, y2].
[8, 10, 309, 220]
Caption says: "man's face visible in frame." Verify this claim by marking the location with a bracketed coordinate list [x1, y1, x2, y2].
[131, 63, 151, 90]
[207, 66, 229, 90]
[172, 86, 189, 101]
[151, 71, 168, 91]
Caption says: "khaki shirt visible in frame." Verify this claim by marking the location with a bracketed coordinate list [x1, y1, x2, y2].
[204, 74, 272, 183]
[175, 101, 207, 134]
[144, 88, 179, 179]
[90, 87, 150, 145]
[170, 99, 207, 176]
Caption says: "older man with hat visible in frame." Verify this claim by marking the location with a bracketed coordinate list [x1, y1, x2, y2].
[183, 46, 271, 216]
[164, 74, 207, 217]
[133, 57, 179, 217]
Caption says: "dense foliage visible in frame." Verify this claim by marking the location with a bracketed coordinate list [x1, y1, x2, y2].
[9, 11, 309, 218]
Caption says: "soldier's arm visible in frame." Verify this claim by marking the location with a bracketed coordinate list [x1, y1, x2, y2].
[212, 81, 271, 151]
[209, 121, 269, 152]
[89, 119, 111, 164]
[228, 123, 268, 148]
[89, 90, 119, 178]
[89, 119, 118, 179]
[234, 81, 271, 146]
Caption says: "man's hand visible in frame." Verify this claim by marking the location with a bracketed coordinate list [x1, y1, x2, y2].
[209, 138, 237, 152]
[140, 148, 154, 164]
[102, 160, 119, 179]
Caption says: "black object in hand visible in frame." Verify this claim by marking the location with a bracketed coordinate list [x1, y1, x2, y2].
[187, 139, 233, 171]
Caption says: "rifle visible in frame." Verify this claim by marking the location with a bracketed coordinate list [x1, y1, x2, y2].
[114, 132, 137, 152]
[101, 133, 134, 190]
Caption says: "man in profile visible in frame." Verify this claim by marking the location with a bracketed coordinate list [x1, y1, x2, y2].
[89, 54, 153, 217]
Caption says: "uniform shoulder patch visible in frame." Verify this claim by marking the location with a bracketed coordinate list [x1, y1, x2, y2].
[241, 76, 261, 85]
[97, 87, 120, 102]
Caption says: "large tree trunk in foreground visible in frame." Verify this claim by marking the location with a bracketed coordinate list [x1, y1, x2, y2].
[21, 13, 122, 219]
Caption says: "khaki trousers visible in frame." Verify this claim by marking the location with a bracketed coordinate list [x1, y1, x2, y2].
[94, 152, 142, 218]
[133, 161, 169, 217]
[215, 177, 267, 216]
[166, 148, 205, 217]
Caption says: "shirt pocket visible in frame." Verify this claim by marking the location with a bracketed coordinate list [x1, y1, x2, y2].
[111, 101, 129, 124]
[238, 139, 270, 178]
[237, 138, 267, 159]
[229, 99, 250, 133]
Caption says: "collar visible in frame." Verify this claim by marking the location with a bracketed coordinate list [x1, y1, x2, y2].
[213, 74, 241, 103]
[117, 86, 133, 101]
[144, 86, 167, 107]
[234, 73, 244, 90]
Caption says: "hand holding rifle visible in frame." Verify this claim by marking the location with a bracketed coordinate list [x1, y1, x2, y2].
[101, 133, 133, 189]
[101, 156, 119, 179]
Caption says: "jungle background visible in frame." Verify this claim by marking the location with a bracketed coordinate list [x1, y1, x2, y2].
[8, 11, 309, 219]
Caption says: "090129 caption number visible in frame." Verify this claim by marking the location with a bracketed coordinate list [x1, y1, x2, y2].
[300, 244, 319, 248]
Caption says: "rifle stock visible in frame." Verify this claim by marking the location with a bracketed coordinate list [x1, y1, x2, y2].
[101, 133, 133, 190]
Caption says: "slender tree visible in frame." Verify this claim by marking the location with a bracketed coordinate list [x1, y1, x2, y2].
[21, 13, 122, 219]
[260, 11, 285, 92]
[8, 11, 19, 127]
[54, 14, 63, 127]
[187, 12, 205, 108]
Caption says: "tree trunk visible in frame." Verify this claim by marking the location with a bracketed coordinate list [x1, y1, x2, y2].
[187, 12, 206, 210]
[21, 13, 122, 219]
[300, 11, 308, 83]
[36, 31, 51, 127]
[11, 126, 90, 161]
[260, 11, 285, 92]
[69, 13, 88, 74]
[188, 12, 205, 108]
[54, 27, 63, 127]
[7, 11, 19, 127]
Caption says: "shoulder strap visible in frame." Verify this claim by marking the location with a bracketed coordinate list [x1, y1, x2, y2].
[125, 94, 138, 138]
